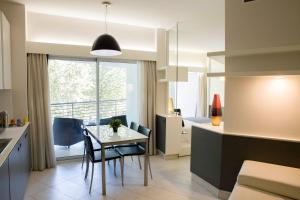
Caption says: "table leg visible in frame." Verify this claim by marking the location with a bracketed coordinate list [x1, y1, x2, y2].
[101, 145, 106, 195]
[144, 139, 149, 186]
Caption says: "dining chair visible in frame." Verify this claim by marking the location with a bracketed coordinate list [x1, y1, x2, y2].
[81, 131, 101, 169]
[112, 115, 128, 127]
[115, 125, 153, 183]
[130, 121, 139, 131]
[99, 117, 112, 125]
[83, 134, 124, 193]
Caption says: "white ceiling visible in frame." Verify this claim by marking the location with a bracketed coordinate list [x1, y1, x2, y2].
[13, 0, 225, 51]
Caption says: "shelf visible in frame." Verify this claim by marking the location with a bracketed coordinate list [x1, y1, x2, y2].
[207, 72, 225, 77]
[226, 70, 300, 77]
[226, 45, 300, 58]
[157, 66, 188, 82]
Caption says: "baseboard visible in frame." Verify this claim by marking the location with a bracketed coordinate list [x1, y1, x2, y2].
[191, 173, 231, 200]
[156, 149, 179, 160]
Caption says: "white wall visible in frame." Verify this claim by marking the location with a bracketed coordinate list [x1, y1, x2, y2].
[27, 12, 156, 52]
[0, 2, 27, 119]
[224, 76, 300, 140]
[226, 0, 300, 51]
[26, 42, 156, 61]
[224, 0, 300, 140]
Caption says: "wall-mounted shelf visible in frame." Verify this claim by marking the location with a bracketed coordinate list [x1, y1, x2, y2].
[157, 66, 188, 82]
[226, 45, 300, 58]
[226, 70, 300, 77]
[207, 72, 225, 77]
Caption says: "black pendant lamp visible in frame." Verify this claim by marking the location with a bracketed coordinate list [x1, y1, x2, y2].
[91, 1, 122, 56]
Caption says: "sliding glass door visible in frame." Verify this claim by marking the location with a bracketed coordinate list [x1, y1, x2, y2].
[48, 57, 138, 160]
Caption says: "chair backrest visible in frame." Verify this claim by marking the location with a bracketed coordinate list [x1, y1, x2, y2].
[137, 125, 151, 152]
[130, 121, 139, 131]
[53, 118, 84, 147]
[112, 115, 128, 127]
[83, 133, 95, 161]
[174, 108, 182, 115]
[99, 117, 112, 125]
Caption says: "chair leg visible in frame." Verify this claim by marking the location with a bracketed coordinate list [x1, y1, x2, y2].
[138, 156, 142, 170]
[113, 159, 117, 176]
[119, 157, 124, 186]
[89, 163, 94, 194]
[131, 156, 133, 162]
[85, 157, 90, 180]
[81, 147, 86, 169]
[149, 158, 153, 179]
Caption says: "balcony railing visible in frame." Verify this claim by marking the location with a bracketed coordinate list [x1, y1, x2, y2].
[50, 99, 126, 123]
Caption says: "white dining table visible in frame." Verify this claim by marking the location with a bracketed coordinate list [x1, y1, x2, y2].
[85, 125, 149, 195]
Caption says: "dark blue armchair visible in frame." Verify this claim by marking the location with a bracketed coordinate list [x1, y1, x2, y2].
[53, 118, 84, 148]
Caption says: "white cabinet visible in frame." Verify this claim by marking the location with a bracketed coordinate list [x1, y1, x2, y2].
[0, 11, 11, 90]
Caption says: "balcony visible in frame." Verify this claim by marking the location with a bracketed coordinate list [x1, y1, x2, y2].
[50, 99, 126, 123]
[50, 99, 126, 159]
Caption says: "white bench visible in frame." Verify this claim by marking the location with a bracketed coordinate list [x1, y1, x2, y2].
[229, 160, 300, 200]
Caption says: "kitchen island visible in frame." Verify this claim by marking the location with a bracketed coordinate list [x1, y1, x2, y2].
[190, 123, 300, 199]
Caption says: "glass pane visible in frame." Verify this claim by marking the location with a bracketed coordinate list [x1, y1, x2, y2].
[209, 56, 225, 73]
[168, 25, 178, 66]
[169, 72, 200, 118]
[48, 59, 96, 159]
[98, 61, 138, 124]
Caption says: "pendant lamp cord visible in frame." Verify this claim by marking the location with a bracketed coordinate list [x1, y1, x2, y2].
[105, 4, 108, 33]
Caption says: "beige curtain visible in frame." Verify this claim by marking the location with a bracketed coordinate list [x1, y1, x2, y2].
[27, 53, 56, 171]
[138, 61, 157, 155]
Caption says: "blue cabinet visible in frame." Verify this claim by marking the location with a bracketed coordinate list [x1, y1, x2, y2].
[9, 129, 30, 200]
[0, 159, 10, 200]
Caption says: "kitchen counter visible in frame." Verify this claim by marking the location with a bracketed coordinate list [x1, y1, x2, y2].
[193, 122, 300, 144]
[0, 123, 29, 167]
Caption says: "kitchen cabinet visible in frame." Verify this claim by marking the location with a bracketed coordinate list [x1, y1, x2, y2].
[9, 139, 24, 200]
[9, 129, 30, 200]
[0, 11, 12, 89]
[0, 159, 10, 200]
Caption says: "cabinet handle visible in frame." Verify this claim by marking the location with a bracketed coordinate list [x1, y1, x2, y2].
[25, 132, 28, 138]
[18, 147, 20, 151]
[19, 143, 22, 149]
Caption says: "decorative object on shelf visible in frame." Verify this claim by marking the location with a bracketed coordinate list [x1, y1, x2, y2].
[16, 118, 24, 127]
[23, 116, 29, 124]
[9, 119, 16, 127]
[90, 1, 122, 57]
[211, 94, 222, 126]
[109, 119, 122, 132]
[168, 97, 174, 114]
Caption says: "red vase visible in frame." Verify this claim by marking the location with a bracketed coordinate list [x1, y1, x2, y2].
[211, 94, 222, 126]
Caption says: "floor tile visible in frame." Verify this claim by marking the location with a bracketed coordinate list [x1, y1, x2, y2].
[26, 156, 219, 200]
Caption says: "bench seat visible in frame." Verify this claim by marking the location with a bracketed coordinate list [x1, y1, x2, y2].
[229, 160, 300, 200]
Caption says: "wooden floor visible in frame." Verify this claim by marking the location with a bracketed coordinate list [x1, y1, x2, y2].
[25, 156, 218, 200]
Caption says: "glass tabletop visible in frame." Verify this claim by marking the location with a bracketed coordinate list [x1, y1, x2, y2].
[86, 125, 148, 145]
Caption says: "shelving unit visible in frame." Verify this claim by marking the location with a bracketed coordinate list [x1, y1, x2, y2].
[157, 66, 188, 82]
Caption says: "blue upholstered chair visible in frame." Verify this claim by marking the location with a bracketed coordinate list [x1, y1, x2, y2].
[115, 125, 153, 181]
[130, 121, 139, 131]
[100, 115, 128, 127]
[99, 117, 112, 125]
[53, 118, 84, 148]
[112, 115, 128, 127]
